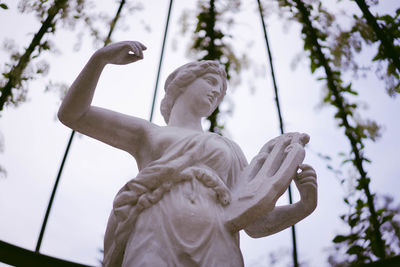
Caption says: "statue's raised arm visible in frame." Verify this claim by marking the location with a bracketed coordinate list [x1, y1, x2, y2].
[58, 41, 153, 160]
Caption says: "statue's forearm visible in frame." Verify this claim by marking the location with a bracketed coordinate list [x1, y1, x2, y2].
[244, 202, 311, 238]
[58, 53, 106, 126]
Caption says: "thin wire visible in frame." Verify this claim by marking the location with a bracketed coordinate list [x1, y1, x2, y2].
[35, 0, 127, 253]
[256, 0, 299, 266]
[35, 131, 75, 252]
[149, 0, 174, 122]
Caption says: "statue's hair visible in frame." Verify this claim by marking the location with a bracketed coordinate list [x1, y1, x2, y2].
[160, 60, 227, 124]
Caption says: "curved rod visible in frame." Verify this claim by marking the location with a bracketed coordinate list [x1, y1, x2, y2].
[35, 131, 75, 252]
[1, 240, 93, 267]
[149, 0, 174, 122]
[256, 0, 298, 266]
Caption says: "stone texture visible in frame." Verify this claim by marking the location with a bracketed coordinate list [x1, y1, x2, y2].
[58, 41, 317, 267]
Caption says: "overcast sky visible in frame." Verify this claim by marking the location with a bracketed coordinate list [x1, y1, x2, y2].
[0, 0, 399, 266]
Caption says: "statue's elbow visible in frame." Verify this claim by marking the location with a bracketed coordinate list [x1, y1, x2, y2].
[57, 107, 77, 128]
[245, 229, 262, 239]
[57, 108, 65, 123]
[57, 108, 70, 126]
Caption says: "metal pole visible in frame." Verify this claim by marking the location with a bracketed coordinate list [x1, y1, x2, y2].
[256, 0, 299, 266]
[35, 131, 75, 252]
[149, 0, 174, 122]
[35, 0, 127, 252]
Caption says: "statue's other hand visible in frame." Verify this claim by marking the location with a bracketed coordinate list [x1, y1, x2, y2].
[295, 164, 317, 213]
[94, 40, 147, 65]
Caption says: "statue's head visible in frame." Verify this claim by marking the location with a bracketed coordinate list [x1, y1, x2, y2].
[160, 60, 227, 124]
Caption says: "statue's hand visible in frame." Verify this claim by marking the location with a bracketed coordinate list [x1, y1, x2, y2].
[94, 41, 147, 65]
[295, 164, 317, 213]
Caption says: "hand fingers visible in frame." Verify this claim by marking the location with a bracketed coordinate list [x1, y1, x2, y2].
[297, 164, 316, 178]
[247, 153, 266, 171]
[253, 152, 267, 162]
[123, 41, 145, 60]
[134, 42, 145, 58]
[299, 163, 313, 171]
[136, 41, 147, 50]
[259, 133, 296, 154]
[297, 169, 316, 179]
[260, 136, 292, 176]
[295, 180, 317, 198]
[296, 176, 317, 185]
[124, 54, 142, 64]
[129, 43, 142, 58]
[246, 152, 267, 180]
[298, 182, 318, 201]
[259, 138, 276, 153]
[295, 163, 317, 187]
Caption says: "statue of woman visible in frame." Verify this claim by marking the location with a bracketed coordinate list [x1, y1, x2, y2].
[58, 41, 317, 267]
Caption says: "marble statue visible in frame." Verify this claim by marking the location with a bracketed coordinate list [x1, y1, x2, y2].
[58, 41, 317, 267]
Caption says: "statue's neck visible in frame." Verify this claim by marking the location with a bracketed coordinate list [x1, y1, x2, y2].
[168, 115, 203, 132]
[168, 101, 203, 132]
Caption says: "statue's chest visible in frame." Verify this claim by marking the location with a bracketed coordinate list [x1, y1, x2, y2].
[150, 130, 231, 170]
[151, 130, 192, 156]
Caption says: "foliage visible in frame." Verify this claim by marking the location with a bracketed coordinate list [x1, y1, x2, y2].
[182, 0, 245, 133]
[0, 0, 85, 111]
[328, 194, 400, 266]
[330, 2, 400, 96]
[74, 0, 143, 49]
[0, 0, 142, 112]
[275, 0, 398, 262]
[0, 2, 8, 10]
[354, 0, 400, 96]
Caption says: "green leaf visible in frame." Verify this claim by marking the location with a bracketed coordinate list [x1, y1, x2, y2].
[347, 245, 363, 255]
[0, 3, 8, 9]
[356, 199, 365, 210]
[341, 159, 351, 165]
[382, 214, 394, 224]
[333, 235, 349, 243]
[310, 60, 318, 73]
[376, 208, 385, 216]
[349, 216, 359, 227]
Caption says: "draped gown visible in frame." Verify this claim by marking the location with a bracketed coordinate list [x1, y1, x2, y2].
[103, 132, 248, 267]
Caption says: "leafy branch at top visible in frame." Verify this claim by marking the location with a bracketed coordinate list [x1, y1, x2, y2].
[0, 0, 85, 112]
[354, 0, 400, 96]
[0, 0, 142, 113]
[329, 1, 400, 96]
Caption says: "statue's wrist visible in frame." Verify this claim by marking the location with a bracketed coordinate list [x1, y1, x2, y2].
[91, 50, 108, 67]
[299, 198, 317, 214]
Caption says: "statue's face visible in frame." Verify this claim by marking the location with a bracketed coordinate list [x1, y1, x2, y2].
[182, 73, 223, 117]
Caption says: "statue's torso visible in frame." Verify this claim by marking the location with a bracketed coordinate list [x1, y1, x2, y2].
[115, 128, 247, 267]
